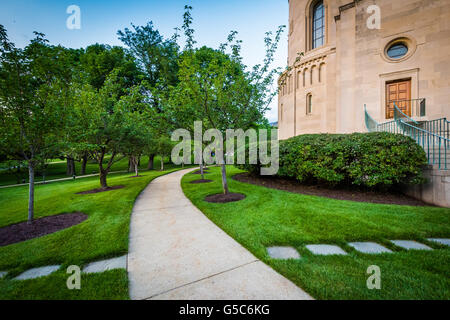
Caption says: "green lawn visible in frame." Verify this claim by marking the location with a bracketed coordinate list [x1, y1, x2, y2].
[0, 155, 168, 186]
[0, 165, 184, 299]
[181, 166, 450, 300]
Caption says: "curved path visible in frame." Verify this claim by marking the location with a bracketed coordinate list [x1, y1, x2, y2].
[127, 168, 312, 300]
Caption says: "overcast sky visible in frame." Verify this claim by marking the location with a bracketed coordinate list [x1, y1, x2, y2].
[0, 0, 288, 123]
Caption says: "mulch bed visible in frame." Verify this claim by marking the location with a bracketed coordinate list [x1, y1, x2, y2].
[233, 173, 431, 206]
[0, 212, 88, 247]
[190, 179, 213, 184]
[76, 185, 124, 194]
[205, 193, 246, 203]
[192, 170, 210, 175]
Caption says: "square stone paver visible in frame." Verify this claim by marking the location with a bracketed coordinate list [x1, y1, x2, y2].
[305, 244, 347, 256]
[0, 271, 7, 279]
[14, 265, 60, 280]
[390, 240, 432, 250]
[427, 238, 450, 246]
[83, 255, 127, 274]
[348, 242, 392, 254]
[267, 246, 300, 259]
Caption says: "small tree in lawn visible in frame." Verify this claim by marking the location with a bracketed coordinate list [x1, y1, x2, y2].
[156, 136, 173, 171]
[72, 71, 144, 189]
[0, 26, 73, 223]
[118, 21, 180, 166]
[169, 25, 284, 194]
[121, 91, 152, 177]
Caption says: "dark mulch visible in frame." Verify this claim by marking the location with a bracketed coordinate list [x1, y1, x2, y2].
[76, 185, 124, 194]
[192, 170, 210, 175]
[0, 212, 88, 247]
[205, 193, 246, 203]
[233, 173, 431, 206]
[190, 179, 213, 184]
[129, 175, 143, 178]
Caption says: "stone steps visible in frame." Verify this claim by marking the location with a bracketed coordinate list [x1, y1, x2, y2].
[0, 255, 127, 281]
[266, 238, 449, 259]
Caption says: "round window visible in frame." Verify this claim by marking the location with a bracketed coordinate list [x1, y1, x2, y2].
[386, 43, 408, 59]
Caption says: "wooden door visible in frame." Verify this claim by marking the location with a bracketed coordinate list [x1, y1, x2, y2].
[386, 79, 411, 119]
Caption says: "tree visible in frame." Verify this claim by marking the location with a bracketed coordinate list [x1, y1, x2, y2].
[121, 92, 153, 177]
[71, 70, 145, 189]
[118, 22, 180, 164]
[0, 26, 71, 223]
[61, 44, 142, 176]
[168, 10, 285, 194]
[156, 136, 173, 171]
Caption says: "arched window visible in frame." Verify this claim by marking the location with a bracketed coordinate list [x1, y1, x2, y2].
[312, 1, 324, 49]
[306, 94, 312, 115]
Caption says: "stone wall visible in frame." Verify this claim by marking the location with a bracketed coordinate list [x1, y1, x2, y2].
[404, 167, 450, 208]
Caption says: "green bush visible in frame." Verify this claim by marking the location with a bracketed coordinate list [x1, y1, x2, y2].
[236, 132, 428, 189]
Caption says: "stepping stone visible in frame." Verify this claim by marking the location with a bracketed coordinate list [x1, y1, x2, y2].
[83, 255, 127, 274]
[0, 271, 7, 279]
[267, 246, 300, 259]
[390, 240, 432, 251]
[427, 238, 450, 246]
[14, 265, 60, 280]
[348, 242, 392, 254]
[305, 244, 347, 256]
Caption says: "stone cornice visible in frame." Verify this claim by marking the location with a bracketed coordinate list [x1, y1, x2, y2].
[294, 47, 336, 69]
[278, 47, 336, 84]
[334, 0, 363, 21]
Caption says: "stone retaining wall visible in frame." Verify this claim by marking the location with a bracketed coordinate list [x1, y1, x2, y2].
[404, 166, 450, 208]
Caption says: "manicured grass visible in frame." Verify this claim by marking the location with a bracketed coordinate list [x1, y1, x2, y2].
[0, 269, 128, 300]
[0, 155, 169, 186]
[0, 166, 183, 299]
[181, 166, 450, 300]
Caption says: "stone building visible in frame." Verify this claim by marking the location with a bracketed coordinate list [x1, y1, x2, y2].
[278, 0, 450, 139]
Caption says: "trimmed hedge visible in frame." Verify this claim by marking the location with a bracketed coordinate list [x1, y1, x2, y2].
[236, 132, 428, 189]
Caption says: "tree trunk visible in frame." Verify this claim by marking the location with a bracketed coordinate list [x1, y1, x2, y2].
[128, 158, 133, 173]
[99, 169, 108, 189]
[15, 165, 21, 184]
[160, 155, 164, 171]
[81, 154, 88, 175]
[220, 163, 229, 194]
[66, 157, 75, 176]
[200, 163, 204, 180]
[131, 156, 139, 177]
[28, 163, 35, 224]
[147, 154, 155, 170]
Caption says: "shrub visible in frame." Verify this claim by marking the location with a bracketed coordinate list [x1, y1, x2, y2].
[236, 132, 428, 189]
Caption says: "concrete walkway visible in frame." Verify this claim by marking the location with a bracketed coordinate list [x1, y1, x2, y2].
[127, 168, 312, 300]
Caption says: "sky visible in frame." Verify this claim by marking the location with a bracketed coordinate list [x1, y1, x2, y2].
[0, 0, 288, 123]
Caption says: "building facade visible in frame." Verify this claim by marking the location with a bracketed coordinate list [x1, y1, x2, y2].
[278, 0, 450, 140]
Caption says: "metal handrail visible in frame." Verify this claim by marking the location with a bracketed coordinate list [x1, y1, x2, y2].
[420, 118, 450, 140]
[364, 104, 378, 132]
[393, 102, 420, 125]
[364, 104, 449, 170]
[393, 103, 449, 170]
[387, 98, 426, 118]
[364, 105, 400, 133]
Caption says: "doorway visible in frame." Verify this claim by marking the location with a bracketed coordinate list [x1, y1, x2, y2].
[386, 79, 411, 119]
